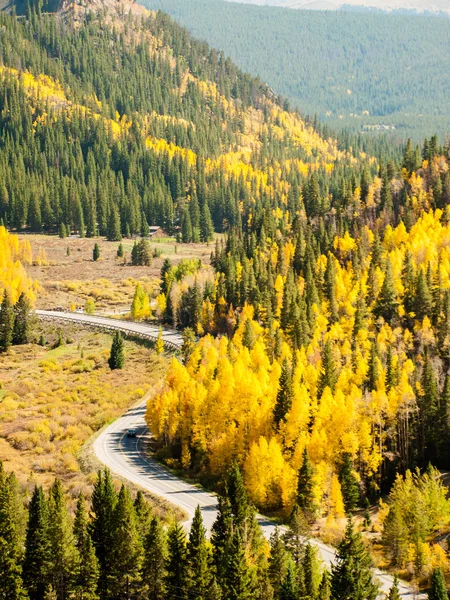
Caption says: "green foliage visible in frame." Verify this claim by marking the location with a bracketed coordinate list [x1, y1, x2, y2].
[108, 331, 124, 370]
[187, 506, 211, 600]
[109, 485, 143, 596]
[73, 494, 99, 600]
[273, 358, 294, 428]
[0, 290, 14, 352]
[338, 454, 360, 513]
[387, 575, 401, 600]
[297, 448, 317, 522]
[93, 243, 100, 262]
[23, 486, 51, 600]
[146, 0, 450, 140]
[331, 519, 378, 600]
[131, 239, 152, 267]
[142, 515, 167, 600]
[165, 522, 189, 600]
[0, 465, 27, 600]
[382, 468, 450, 570]
[428, 568, 448, 600]
[12, 292, 31, 345]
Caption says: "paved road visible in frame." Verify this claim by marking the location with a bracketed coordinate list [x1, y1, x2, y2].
[36, 310, 184, 349]
[36, 311, 423, 598]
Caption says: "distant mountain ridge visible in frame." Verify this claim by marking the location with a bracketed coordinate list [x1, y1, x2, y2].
[226, 0, 450, 16]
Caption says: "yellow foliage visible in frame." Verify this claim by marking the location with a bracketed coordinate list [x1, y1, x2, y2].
[0, 227, 36, 304]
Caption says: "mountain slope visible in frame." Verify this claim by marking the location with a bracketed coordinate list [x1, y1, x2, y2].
[145, 0, 450, 140]
[0, 0, 370, 238]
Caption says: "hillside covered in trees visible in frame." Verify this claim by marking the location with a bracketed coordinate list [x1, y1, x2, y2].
[149, 140, 450, 576]
[0, 0, 371, 241]
[6, 460, 448, 600]
[145, 0, 450, 140]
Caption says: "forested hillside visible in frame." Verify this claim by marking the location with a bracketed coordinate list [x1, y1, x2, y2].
[0, 0, 370, 239]
[150, 139, 450, 574]
[145, 0, 450, 140]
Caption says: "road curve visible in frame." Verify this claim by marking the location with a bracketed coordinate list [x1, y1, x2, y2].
[36, 310, 423, 598]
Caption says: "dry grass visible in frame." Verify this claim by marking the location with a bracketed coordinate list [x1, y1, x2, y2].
[0, 322, 168, 498]
[20, 234, 213, 311]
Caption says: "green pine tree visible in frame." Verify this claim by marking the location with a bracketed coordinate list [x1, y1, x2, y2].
[211, 495, 233, 585]
[165, 522, 189, 600]
[93, 243, 100, 262]
[227, 463, 250, 529]
[428, 568, 448, 600]
[303, 542, 321, 598]
[387, 575, 401, 600]
[374, 258, 398, 323]
[187, 506, 211, 600]
[279, 560, 298, 600]
[297, 448, 317, 523]
[108, 331, 124, 370]
[268, 527, 289, 596]
[12, 292, 31, 345]
[200, 201, 214, 242]
[318, 570, 331, 600]
[338, 454, 360, 513]
[273, 358, 294, 428]
[0, 290, 14, 352]
[89, 470, 117, 597]
[47, 479, 77, 600]
[107, 206, 122, 241]
[73, 494, 99, 600]
[117, 243, 124, 258]
[331, 519, 378, 600]
[141, 515, 167, 600]
[109, 485, 142, 597]
[283, 505, 310, 568]
[24, 486, 51, 600]
[0, 467, 27, 600]
[224, 529, 254, 600]
[318, 339, 337, 396]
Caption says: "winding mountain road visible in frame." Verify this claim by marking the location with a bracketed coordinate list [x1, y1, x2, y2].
[36, 310, 423, 598]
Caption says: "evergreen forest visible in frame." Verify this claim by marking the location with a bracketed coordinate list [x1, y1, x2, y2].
[145, 0, 450, 140]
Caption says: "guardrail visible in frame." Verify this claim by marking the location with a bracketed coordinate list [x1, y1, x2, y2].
[36, 313, 182, 352]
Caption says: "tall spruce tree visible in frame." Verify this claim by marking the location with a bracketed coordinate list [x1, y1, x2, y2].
[0, 290, 14, 352]
[211, 495, 233, 585]
[73, 494, 99, 600]
[224, 529, 254, 600]
[0, 466, 27, 600]
[374, 258, 398, 323]
[109, 485, 142, 597]
[24, 486, 51, 600]
[279, 560, 298, 600]
[338, 454, 360, 512]
[273, 358, 294, 428]
[428, 568, 448, 600]
[107, 206, 122, 241]
[318, 339, 337, 396]
[165, 522, 189, 600]
[47, 479, 77, 600]
[331, 519, 378, 600]
[108, 331, 124, 370]
[387, 575, 401, 600]
[12, 292, 31, 346]
[89, 469, 117, 597]
[187, 506, 211, 600]
[303, 542, 322, 598]
[142, 516, 167, 600]
[283, 505, 309, 568]
[268, 528, 289, 596]
[297, 448, 317, 522]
